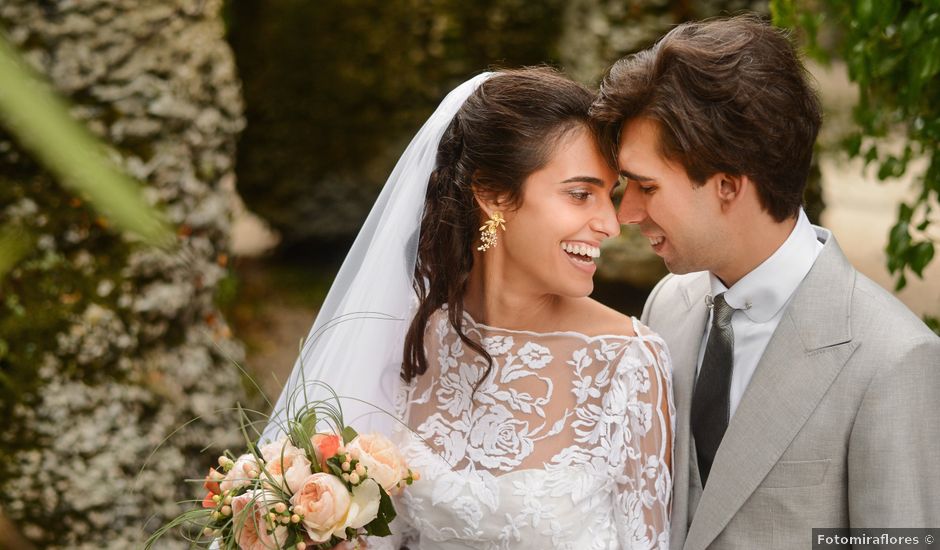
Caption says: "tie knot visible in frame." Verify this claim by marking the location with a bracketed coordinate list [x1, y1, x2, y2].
[711, 293, 734, 327]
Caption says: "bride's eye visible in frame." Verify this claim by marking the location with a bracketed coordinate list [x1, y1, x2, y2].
[568, 190, 591, 201]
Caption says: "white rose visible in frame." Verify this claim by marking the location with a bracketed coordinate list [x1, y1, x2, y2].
[344, 478, 381, 530]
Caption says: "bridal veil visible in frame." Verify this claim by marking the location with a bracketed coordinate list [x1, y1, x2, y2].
[261, 72, 493, 442]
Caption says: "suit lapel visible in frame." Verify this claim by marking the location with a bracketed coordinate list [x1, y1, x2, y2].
[683, 233, 860, 550]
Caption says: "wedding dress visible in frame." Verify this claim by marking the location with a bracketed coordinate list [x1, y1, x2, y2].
[260, 72, 675, 549]
[371, 307, 674, 550]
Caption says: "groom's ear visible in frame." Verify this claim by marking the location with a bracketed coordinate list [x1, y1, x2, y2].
[712, 172, 748, 210]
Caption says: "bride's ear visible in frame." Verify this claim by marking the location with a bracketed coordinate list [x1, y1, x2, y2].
[471, 181, 511, 219]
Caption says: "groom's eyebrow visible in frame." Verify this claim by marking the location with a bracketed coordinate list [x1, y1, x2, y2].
[619, 169, 654, 182]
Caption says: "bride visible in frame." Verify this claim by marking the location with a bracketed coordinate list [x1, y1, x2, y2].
[263, 68, 674, 549]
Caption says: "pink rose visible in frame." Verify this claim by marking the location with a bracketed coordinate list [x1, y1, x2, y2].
[260, 438, 312, 494]
[290, 473, 352, 543]
[346, 433, 408, 492]
[230, 489, 289, 550]
[221, 453, 260, 493]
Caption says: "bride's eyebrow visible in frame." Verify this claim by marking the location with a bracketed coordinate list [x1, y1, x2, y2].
[558, 176, 606, 186]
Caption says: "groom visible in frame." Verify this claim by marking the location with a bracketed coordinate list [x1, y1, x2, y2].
[592, 15, 940, 550]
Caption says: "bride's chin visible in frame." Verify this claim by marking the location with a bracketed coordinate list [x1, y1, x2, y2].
[552, 279, 595, 299]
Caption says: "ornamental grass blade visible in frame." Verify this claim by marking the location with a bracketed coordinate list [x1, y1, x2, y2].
[0, 33, 173, 249]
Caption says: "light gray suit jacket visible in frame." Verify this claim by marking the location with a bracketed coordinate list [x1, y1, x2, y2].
[641, 228, 940, 550]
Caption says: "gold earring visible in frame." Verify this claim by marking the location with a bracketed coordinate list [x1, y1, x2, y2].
[477, 211, 506, 252]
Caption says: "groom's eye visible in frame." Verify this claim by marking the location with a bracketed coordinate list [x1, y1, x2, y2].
[610, 184, 625, 206]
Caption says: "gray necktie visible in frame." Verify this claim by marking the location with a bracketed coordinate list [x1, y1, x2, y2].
[691, 293, 735, 486]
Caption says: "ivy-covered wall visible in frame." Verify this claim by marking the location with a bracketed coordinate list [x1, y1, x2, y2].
[227, 0, 569, 250]
[0, 1, 250, 547]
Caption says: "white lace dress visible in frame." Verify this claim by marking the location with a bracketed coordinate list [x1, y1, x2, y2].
[373, 308, 674, 550]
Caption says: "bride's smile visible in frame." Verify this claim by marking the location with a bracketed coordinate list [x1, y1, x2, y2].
[469, 126, 620, 323]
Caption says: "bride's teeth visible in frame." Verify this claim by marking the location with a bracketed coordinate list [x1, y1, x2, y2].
[561, 242, 601, 259]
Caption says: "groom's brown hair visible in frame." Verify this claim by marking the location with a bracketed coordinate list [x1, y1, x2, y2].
[591, 14, 821, 222]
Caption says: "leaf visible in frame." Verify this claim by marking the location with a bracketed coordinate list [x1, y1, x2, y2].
[887, 221, 911, 260]
[364, 485, 395, 537]
[864, 144, 880, 166]
[901, 13, 925, 47]
[547, 416, 567, 437]
[918, 38, 940, 81]
[431, 472, 465, 504]
[300, 410, 318, 439]
[0, 225, 31, 281]
[471, 470, 500, 511]
[844, 133, 863, 157]
[899, 203, 914, 223]
[855, 0, 876, 28]
[873, 52, 902, 78]
[910, 241, 935, 277]
[501, 369, 533, 384]
[874, 0, 901, 27]
[342, 425, 358, 445]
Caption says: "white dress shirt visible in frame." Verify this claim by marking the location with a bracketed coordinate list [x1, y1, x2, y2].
[696, 209, 826, 418]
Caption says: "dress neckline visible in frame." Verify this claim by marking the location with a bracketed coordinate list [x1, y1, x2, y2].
[458, 308, 656, 344]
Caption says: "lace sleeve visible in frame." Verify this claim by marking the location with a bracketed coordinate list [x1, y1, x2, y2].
[613, 337, 674, 550]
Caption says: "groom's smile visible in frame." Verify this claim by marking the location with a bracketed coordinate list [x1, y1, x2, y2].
[614, 117, 726, 276]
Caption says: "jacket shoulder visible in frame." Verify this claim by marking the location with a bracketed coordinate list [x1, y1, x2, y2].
[851, 272, 938, 343]
[642, 271, 708, 325]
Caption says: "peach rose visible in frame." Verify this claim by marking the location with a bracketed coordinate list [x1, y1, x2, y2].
[231, 489, 289, 550]
[290, 472, 352, 543]
[346, 433, 408, 492]
[260, 438, 311, 494]
[220, 453, 260, 493]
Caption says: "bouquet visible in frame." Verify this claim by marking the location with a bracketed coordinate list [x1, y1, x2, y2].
[146, 384, 418, 550]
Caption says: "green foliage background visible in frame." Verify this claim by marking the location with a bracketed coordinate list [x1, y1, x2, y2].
[773, 0, 940, 291]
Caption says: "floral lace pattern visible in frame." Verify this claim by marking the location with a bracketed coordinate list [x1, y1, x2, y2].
[375, 308, 673, 550]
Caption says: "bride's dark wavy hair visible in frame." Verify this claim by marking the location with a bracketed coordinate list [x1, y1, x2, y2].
[401, 67, 605, 384]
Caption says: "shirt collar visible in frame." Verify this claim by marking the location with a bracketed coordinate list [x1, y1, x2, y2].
[709, 209, 823, 323]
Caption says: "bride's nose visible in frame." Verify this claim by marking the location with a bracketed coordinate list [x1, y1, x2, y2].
[590, 199, 621, 239]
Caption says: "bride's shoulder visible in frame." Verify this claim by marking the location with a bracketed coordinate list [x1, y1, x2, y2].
[566, 298, 636, 338]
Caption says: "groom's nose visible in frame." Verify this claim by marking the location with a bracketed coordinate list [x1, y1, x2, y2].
[617, 183, 646, 225]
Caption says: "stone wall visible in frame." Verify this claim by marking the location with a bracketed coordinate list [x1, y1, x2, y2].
[0, 1, 250, 547]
